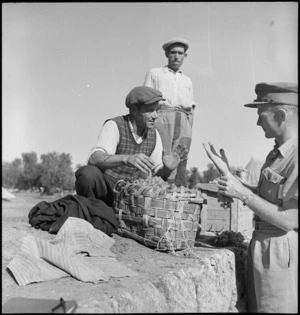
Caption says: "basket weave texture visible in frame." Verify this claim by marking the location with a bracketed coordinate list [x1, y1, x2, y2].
[113, 177, 204, 251]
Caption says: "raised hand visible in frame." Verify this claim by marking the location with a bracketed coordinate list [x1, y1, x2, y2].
[163, 143, 189, 171]
[203, 143, 252, 201]
[162, 152, 181, 171]
[173, 143, 189, 162]
[203, 142, 231, 176]
[217, 175, 248, 200]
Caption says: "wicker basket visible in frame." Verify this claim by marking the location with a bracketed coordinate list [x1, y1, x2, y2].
[113, 178, 205, 251]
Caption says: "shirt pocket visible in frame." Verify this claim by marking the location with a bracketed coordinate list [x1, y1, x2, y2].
[258, 167, 285, 204]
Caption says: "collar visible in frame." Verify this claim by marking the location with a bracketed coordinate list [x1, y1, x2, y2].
[163, 65, 182, 74]
[277, 137, 298, 158]
[128, 119, 147, 140]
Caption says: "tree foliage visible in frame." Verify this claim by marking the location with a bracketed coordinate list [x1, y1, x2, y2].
[200, 163, 220, 184]
[3, 150, 240, 193]
[186, 167, 201, 188]
[17, 152, 41, 190]
[2, 151, 75, 195]
[2, 158, 22, 188]
[40, 152, 75, 194]
[184, 164, 220, 188]
[185, 163, 240, 188]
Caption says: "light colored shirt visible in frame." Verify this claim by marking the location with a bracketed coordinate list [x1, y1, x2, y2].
[88, 120, 164, 173]
[257, 137, 298, 207]
[144, 66, 195, 108]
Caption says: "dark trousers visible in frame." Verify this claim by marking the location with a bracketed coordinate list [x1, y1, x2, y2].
[75, 165, 117, 206]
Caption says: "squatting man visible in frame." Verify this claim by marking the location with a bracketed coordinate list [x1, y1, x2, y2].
[75, 86, 188, 206]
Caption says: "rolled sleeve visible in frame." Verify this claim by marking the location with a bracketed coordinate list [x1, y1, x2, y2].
[88, 120, 119, 161]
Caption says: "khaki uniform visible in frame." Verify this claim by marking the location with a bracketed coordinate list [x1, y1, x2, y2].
[247, 137, 298, 313]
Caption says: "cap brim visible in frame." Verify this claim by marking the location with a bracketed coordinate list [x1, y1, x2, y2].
[144, 97, 166, 105]
[244, 101, 270, 108]
[162, 41, 189, 51]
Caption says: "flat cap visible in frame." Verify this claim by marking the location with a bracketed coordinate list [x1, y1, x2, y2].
[162, 37, 189, 52]
[125, 86, 165, 108]
[244, 82, 298, 108]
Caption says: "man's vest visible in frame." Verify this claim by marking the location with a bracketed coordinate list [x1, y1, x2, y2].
[105, 115, 156, 182]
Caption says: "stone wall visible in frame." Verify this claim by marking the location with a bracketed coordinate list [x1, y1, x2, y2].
[78, 247, 247, 313]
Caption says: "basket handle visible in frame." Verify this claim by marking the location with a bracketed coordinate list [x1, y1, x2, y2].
[113, 180, 127, 192]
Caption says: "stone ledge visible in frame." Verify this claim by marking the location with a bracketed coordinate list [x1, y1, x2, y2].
[2, 196, 248, 313]
[78, 247, 247, 313]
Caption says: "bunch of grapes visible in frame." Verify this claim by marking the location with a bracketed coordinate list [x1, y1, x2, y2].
[214, 230, 245, 248]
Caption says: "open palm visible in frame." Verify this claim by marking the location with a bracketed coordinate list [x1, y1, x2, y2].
[203, 142, 231, 176]
[162, 143, 188, 171]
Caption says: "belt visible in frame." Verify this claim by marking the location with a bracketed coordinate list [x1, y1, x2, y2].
[253, 217, 288, 236]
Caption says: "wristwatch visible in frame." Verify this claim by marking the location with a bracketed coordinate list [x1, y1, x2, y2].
[242, 192, 255, 206]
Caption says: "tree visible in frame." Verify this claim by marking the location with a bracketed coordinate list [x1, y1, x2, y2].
[187, 167, 201, 188]
[2, 158, 22, 188]
[200, 163, 220, 183]
[17, 152, 41, 190]
[56, 153, 76, 191]
[40, 152, 75, 195]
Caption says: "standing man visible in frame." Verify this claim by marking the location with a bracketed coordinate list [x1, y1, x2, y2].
[203, 82, 298, 313]
[75, 86, 187, 206]
[144, 37, 196, 187]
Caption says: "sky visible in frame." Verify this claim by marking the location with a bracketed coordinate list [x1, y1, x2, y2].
[2, 2, 298, 172]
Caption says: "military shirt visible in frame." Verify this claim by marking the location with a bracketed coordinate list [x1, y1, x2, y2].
[256, 137, 298, 212]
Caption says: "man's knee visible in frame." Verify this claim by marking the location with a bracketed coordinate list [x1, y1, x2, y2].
[75, 165, 103, 184]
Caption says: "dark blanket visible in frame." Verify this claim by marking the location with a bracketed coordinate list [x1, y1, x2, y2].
[28, 194, 118, 236]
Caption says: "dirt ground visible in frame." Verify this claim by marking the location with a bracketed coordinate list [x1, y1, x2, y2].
[2, 191, 220, 311]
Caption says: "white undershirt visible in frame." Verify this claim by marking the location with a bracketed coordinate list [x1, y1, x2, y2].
[88, 120, 164, 173]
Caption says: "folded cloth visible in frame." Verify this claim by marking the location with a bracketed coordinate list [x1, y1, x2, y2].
[7, 217, 138, 286]
[28, 194, 118, 236]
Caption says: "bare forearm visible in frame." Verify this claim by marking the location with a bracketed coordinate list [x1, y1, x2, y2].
[217, 175, 298, 231]
[88, 151, 127, 172]
[239, 190, 298, 231]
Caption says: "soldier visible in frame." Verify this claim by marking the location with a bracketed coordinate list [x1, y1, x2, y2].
[203, 82, 298, 313]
